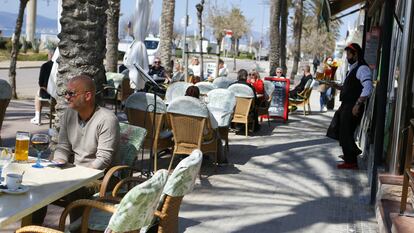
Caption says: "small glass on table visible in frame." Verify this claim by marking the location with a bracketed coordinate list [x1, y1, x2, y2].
[0, 147, 13, 183]
[31, 134, 50, 168]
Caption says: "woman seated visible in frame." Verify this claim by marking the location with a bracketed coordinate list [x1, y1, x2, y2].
[247, 70, 265, 105]
[185, 86, 200, 99]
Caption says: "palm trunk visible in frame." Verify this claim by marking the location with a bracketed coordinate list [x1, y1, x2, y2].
[269, 0, 281, 76]
[54, 0, 108, 133]
[290, 0, 303, 79]
[8, 0, 29, 100]
[280, 0, 288, 74]
[159, 0, 175, 77]
[105, 0, 120, 73]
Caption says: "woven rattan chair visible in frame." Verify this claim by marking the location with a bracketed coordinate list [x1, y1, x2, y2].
[153, 149, 202, 233]
[228, 84, 255, 136]
[289, 79, 315, 115]
[257, 80, 275, 126]
[97, 122, 146, 197]
[125, 92, 173, 171]
[16, 170, 168, 233]
[167, 96, 219, 171]
[0, 80, 12, 146]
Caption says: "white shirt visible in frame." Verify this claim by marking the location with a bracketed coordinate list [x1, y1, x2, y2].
[347, 62, 373, 97]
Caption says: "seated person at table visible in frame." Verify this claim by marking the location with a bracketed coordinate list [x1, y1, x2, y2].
[247, 70, 265, 104]
[30, 49, 54, 125]
[33, 75, 120, 225]
[185, 86, 200, 99]
[191, 75, 202, 85]
[148, 57, 166, 83]
[169, 62, 185, 83]
[289, 65, 313, 99]
[275, 67, 286, 78]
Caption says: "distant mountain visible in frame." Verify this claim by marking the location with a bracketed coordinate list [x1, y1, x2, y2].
[0, 11, 57, 35]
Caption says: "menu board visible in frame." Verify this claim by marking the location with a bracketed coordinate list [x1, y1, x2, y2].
[264, 77, 290, 122]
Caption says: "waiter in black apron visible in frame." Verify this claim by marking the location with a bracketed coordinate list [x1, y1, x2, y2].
[329, 43, 373, 169]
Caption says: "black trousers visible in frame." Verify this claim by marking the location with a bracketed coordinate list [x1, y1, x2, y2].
[337, 102, 364, 163]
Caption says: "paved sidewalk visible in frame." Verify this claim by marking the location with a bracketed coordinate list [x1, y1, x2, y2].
[0, 90, 378, 232]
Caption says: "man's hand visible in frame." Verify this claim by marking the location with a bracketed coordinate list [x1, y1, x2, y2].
[352, 104, 360, 117]
[330, 82, 343, 90]
[53, 159, 67, 164]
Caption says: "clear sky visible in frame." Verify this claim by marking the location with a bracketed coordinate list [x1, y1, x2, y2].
[0, 0, 359, 42]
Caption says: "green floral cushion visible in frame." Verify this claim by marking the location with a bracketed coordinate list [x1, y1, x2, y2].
[119, 122, 147, 167]
[107, 169, 168, 232]
[163, 149, 202, 197]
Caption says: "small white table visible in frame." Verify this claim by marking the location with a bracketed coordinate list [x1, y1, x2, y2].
[0, 161, 104, 228]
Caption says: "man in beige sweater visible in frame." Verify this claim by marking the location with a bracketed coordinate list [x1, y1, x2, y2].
[33, 74, 120, 225]
[53, 75, 120, 169]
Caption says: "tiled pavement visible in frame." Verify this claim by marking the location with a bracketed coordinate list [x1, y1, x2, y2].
[0, 91, 378, 232]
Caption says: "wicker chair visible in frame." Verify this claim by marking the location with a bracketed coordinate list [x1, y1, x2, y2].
[167, 96, 219, 171]
[125, 92, 173, 171]
[257, 80, 275, 126]
[165, 82, 191, 105]
[195, 82, 215, 95]
[97, 122, 146, 197]
[0, 80, 12, 146]
[153, 149, 202, 233]
[289, 79, 315, 115]
[228, 84, 255, 136]
[207, 89, 236, 152]
[16, 170, 169, 233]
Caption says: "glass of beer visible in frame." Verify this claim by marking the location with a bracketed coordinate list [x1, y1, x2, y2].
[15, 131, 30, 161]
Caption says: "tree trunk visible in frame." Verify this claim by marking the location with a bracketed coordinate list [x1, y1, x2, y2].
[159, 0, 175, 77]
[215, 37, 222, 78]
[290, 0, 303, 79]
[8, 0, 29, 100]
[54, 0, 108, 133]
[232, 38, 236, 71]
[269, 0, 281, 76]
[280, 0, 288, 74]
[105, 0, 120, 73]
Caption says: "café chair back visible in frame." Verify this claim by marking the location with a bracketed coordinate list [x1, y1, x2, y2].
[258, 80, 275, 126]
[125, 92, 172, 171]
[150, 149, 203, 233]
[195, 82, 215, 96]
[167, 96, 218, 171]
[98, 122, 147, 197]
[289, 79, 315, 115]
[207, 89, 236, 151]
[16, 170, 169, 233]
[213, 77, 234, 89]
[0, 80, 12, 146]
[165, 82, 191, 105]
[228, 84, 255, 136]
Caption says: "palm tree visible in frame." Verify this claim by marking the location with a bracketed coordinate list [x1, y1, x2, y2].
[280, 0, 288, 73]
[290, 0, 303, 79]
[8, 0, 29, 99]
[54, 0, 108, 131]
[159, 0, 176, 76]
[105, 0, 121, 72]
[207, 6, 227, 77]
[227, 7, 249, 71]
[269, 0, 281, 76]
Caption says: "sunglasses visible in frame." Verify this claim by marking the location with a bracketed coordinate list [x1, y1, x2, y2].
[60, 90, 88, 98]
[276, 71, 282, 74]
[154, 61, 161, 64]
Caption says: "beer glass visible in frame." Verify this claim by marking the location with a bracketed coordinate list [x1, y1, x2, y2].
[15, 131, 30, 161]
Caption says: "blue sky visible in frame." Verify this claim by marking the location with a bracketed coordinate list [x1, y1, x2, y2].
[0, 0, 358, 42]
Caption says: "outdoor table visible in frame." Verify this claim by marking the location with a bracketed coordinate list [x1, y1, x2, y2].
[0, 160, 104, 228]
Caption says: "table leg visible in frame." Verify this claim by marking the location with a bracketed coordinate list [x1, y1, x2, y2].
[21, 214, 32, 227]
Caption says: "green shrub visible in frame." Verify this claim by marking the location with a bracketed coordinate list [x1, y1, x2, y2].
[175, 48, 183, 58]
[17, 52, 48, 61]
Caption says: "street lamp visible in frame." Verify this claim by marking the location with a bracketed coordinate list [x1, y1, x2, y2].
[196, 0, 205, 79]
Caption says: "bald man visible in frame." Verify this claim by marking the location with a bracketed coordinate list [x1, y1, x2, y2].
[53, 75, 120, 169]
[33, 75, 120, 225]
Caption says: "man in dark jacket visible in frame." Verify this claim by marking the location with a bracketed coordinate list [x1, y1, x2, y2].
[329, 43, 373, 169]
